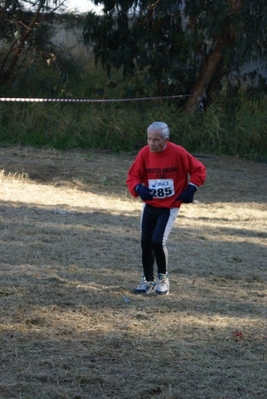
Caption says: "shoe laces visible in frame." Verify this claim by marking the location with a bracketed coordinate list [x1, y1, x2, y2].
[138, 277, 149, 288]
[158, 274, 168, 284]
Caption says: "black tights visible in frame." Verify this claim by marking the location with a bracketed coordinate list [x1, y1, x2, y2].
[140, 204, 178, 282]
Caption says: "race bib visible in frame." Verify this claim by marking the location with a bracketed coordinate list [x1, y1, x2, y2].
[148, 179, 175, 199]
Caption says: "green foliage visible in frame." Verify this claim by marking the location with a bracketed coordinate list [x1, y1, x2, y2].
[0, 26, 267, 159]
[83, 6, 195, 96]
[1, 77, 267, 160]
[83, 0, 267, 109]
[0, 1, 83, 89]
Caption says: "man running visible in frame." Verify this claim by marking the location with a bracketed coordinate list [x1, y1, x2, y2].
[126, 121, 206, 295]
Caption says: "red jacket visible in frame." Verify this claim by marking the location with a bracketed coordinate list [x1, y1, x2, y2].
[126, 141, 206, 208]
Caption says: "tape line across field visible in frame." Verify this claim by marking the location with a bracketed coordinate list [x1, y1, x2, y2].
[0, 94, 191, 103]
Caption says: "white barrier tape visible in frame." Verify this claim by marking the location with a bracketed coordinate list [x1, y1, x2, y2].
[0, 94, 190, 103]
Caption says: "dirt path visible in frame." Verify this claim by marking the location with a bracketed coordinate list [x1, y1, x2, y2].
[0, 146, 266, 399]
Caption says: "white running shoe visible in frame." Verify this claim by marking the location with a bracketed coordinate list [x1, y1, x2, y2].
[134, 276, 155, 294]
[155, 273, 169, 295]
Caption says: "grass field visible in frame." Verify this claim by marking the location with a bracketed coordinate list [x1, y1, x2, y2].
[0, 145, 266, 399]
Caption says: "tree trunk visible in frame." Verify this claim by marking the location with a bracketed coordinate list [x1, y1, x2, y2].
[185, 39, 224, 112]
[0, 1, 43, 85]
[185, 0, 242, 112]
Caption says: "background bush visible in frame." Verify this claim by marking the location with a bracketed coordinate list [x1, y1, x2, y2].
[0, 61, 267, 160]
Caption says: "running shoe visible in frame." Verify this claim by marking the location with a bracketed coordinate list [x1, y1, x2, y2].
[134, 276, 155, 294]
[155, 273, 169, 295]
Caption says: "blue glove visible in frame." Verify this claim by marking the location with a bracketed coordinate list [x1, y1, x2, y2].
[177, 184, 197, 203]
[135, 184, 153, 201]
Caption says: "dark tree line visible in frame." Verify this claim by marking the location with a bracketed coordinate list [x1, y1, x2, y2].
[83, 0, 267, 110]
[1, 0, 267, 110]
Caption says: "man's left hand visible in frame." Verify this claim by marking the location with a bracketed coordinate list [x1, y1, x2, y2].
[177, 184, 197, 203]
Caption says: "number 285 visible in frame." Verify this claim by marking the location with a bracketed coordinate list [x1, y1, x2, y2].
[151, 187, 172, 198]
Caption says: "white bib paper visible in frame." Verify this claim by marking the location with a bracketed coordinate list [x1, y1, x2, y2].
[148, 179, 175, 199]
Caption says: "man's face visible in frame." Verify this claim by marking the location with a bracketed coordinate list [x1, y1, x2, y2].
[147, 129, 167, 153]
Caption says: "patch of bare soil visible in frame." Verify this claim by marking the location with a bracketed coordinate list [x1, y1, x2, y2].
[0, 145, 266, 399]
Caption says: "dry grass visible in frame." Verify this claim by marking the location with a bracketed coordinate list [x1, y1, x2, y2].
[0, 146, 266, 399]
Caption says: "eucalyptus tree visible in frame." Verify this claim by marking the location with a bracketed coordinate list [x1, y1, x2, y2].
[83, 0, 267, 110]
[0, 0, 79, 92]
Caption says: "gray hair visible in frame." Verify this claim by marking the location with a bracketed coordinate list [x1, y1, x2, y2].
[147, 121, 170, 139]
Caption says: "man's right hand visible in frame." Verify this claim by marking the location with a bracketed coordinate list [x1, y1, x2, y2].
[135, 184, 153, 201]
